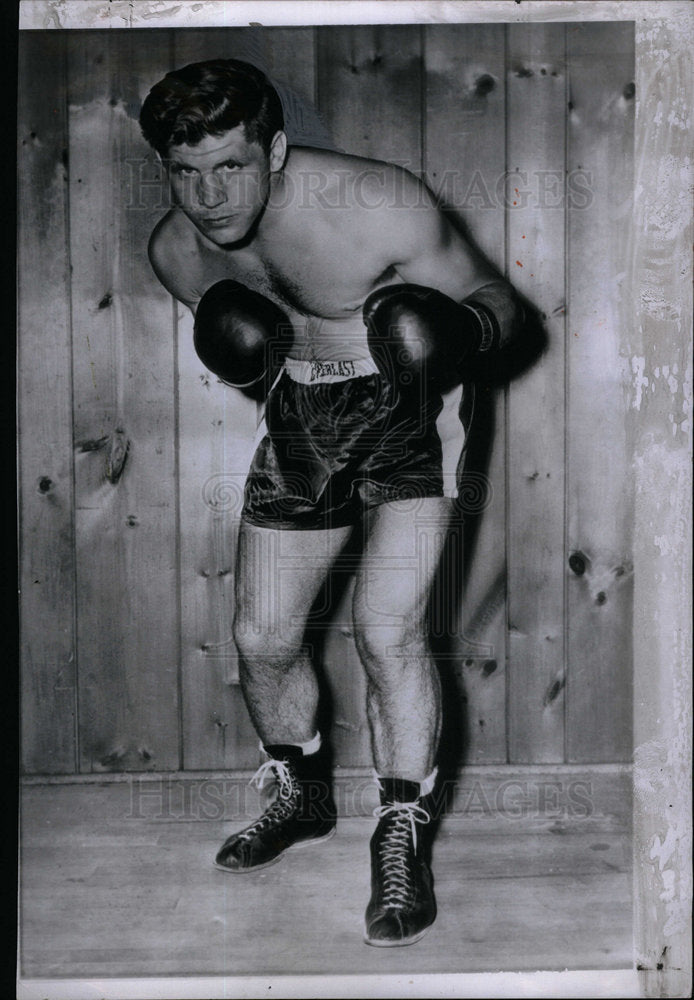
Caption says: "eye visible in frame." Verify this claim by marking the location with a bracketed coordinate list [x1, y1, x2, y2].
[169, 163, 196, 177]
[217, 160, 241, 173]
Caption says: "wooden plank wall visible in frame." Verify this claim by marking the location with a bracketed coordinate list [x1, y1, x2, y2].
[66, 31, 180, 772]
[18, 23, 635, 774]
[423, 24, 508, 764]
[564, 23, 634, 762]
[506, 24, 568, 764]
[18, 34, 77, 773]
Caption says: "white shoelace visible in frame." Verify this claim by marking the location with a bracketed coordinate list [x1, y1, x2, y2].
[234, 759, 297, 843]
[372, 801, 430, 908]
[250, 758, 294, 799]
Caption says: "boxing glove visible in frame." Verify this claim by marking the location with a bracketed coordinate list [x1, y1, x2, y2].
[194, 280, 293, 394]
[363, 283, 503, 391]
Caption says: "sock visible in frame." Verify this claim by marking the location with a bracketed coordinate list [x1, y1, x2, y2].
[374, 766, 438, 799]
[296, 732, 321, 755]
[261, 732, 322, 757]
[418, 766, 438, 797]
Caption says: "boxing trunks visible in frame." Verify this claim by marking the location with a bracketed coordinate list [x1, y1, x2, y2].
[241, 357, 468, 530]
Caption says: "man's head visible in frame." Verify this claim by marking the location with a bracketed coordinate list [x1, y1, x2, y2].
[140, 59, 287, 244]
[140, 58, 284, 156]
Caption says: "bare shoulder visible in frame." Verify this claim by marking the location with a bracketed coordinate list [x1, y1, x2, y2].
[148, 210, 204, 308]
[285, 147, 441, 242]
[285, 146, 418, 201]
[290, 147, 452, 269]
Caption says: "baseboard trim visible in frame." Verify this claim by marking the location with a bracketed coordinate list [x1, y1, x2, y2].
[22, 763, 632, 828]
[21, 762, 632, 784]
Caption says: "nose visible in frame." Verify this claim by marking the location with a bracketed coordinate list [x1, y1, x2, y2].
[197, 171, 227, 209]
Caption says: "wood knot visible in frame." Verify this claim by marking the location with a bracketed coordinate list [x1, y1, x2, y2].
[37, 476, 53, 494]
[100, 746, 126, 766]
[106, 429, 130, 484]
[474, 74, 495, 97]
[569, 551, 587, 576]
[543, 675, 565, 706]
[77, 435, 108, 453]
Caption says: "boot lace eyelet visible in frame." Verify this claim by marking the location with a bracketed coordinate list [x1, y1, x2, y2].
[234, 758, 299, 842]
[372, 801, 429, 909]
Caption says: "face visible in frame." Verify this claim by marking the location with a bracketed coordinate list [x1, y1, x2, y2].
[165, 125, 286, 245]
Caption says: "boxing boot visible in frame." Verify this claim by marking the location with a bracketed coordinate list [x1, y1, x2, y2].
[364, 777, 436, 947]
[214, 742, 336, 872]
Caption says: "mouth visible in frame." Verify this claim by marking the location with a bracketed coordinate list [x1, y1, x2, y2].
[200, 215, 237, 228]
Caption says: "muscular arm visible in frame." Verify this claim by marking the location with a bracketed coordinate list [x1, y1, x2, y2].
[147, 213, 203, 315]
[376, 168, 523, 347]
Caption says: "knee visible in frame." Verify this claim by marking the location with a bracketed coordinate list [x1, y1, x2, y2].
[232, 613, 300, 667]
[353, 620, 426, 675]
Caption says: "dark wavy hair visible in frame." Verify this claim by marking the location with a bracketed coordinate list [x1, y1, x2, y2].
[139, 58, 284, 156]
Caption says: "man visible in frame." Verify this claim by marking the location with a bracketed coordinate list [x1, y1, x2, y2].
[139, 58, 524, 947]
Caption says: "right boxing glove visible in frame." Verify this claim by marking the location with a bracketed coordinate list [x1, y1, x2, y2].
[363, 283, 502, 392]
[193, 280, 293, 394]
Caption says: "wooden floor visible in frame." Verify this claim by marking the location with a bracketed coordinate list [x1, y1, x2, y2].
[19, 776, 633, 980]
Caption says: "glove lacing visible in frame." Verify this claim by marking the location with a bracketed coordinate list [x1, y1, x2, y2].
[234, 759, 299, 843]
[372, 800, 430, 908]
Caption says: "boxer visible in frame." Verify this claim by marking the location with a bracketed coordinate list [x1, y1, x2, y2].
[140, 58, 524, 947]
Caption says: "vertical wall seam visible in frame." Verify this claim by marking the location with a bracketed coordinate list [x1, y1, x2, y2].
[503, 23, 511, 766]
[173, 292, 184, 773]
[63, 33, 81, 776]
[562, 22, 570, 765]
[420, 23, 426, 178]
[170, 29, 185, 773]
[313, 24, 319, 113]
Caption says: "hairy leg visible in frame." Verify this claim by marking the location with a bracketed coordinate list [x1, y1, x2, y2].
[233, 519, 352, 744]
[353, 498, 453, 779]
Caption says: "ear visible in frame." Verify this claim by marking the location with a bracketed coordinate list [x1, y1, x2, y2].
[268, 130, 288, 172]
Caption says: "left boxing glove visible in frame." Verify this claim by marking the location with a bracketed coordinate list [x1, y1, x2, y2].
[363, 283, 502, 391]
[194, 280, 293, 393]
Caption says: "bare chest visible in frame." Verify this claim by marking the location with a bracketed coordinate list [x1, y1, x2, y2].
[193, 233, 388, 322]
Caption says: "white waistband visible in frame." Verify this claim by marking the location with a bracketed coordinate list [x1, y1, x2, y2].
[283, 356, 380, 384]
